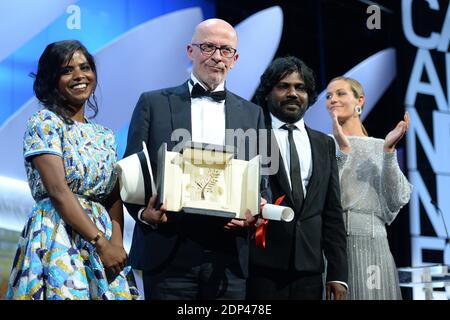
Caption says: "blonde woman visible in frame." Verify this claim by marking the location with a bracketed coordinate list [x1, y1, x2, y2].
[325, 76, 412, 300]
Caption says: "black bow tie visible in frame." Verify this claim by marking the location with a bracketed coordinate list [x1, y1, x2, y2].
[191, 82, 226, 102]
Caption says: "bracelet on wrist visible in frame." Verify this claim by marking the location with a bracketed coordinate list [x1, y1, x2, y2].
[89, 231, 104, 245]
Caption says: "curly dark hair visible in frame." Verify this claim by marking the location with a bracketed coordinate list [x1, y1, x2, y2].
[254, 56, 317, 121]
[31, 40, 98, 123]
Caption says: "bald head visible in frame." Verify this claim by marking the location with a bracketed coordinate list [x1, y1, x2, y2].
[191, 19, 238, 45]
[187, 18, 239, 91]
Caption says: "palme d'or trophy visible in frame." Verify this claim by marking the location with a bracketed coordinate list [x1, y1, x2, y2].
[117, 141, 294, 222]
[157, 142, 259, 219]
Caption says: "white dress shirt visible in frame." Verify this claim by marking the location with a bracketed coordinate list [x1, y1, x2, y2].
[189, 74, 226, 146]
[270, 114, 312, 196]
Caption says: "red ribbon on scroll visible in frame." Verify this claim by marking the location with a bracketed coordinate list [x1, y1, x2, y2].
[255, 194, 286, 249]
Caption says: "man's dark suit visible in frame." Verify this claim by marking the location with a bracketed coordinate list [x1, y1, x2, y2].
[248, 124, 347, 298]
[123, 81, 265, 291]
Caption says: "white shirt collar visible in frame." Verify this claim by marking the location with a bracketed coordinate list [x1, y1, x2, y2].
[270, 113, 306, 132]
[189, 73, 225, 92]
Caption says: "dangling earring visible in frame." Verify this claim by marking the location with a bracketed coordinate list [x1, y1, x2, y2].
[354, 105, 362, 115]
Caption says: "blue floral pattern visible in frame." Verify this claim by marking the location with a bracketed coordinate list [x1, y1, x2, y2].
[7, 109, 139, 300]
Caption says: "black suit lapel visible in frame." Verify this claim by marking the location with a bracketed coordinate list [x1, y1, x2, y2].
[301, 127, 323, 212]
[224, 92, 241, 144]
[224, 92, 253, 154]
[266, 124, 295, 208]
[169, 81, 192, 149]
[275, 151, 295, 207]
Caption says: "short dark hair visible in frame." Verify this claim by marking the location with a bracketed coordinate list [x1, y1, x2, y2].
[254, 56, 317, 118]
[31, 40, 98, 123]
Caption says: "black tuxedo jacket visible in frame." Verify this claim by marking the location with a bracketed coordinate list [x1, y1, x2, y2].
[249, 124, 348, 283]
[123, 81, 265, 277]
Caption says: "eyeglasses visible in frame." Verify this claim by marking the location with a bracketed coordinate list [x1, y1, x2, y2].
[192, 43, 237, 58]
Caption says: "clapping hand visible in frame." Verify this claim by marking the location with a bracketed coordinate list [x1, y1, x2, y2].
[383, 111, 410, 153]
[330, 109, 351, 154]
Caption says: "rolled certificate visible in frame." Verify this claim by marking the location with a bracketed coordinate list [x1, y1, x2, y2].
[116, 141, 155, 205]
[261, 204, 294, 222]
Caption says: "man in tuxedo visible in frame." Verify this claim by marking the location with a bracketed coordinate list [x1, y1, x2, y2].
[248, 56, 348, 300]
[123, 18, 265, 299]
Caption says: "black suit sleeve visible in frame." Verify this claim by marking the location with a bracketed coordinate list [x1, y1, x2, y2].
[322, 136, 348, 283]
[122, 92, 151, 222]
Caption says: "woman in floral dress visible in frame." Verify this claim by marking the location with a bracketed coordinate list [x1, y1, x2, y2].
[7, 40, 139, 300]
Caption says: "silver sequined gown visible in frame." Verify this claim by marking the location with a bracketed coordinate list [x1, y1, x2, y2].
[336, 136, 412, 300]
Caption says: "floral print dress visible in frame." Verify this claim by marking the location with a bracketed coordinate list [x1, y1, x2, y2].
[7, 109, 139, 300]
